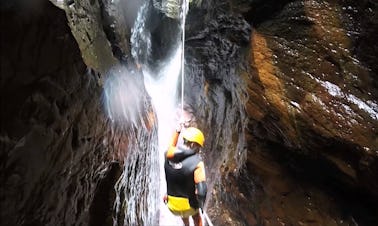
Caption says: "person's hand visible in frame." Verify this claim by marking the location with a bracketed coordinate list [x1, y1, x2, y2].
[175, 122, 183, 133]
[176, 117, 192, 132]
[163, 194, 168, 204]
[182, 119, 191, 128]
[198, 199, 204, 209]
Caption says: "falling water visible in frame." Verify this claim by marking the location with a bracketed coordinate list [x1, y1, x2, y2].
[144, 48, 186, 226]
[131, 2, 151, 67]
[103, 0, 189, 225]
[102, 3, 161, 224]
[140, 1, 190, 225]
[103, 64, 160, 226]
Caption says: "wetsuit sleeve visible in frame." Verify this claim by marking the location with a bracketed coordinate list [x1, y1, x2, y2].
[169, 131, 180, 147]
[194, 161, 207, 208]
[166, 131, 180, 158]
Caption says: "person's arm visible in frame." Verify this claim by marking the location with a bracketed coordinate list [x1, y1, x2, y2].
[166, 130, 180, 158]
[194, 161, 207, 208]
[167, 119, 187, 158]
[169, 130, 180, 147]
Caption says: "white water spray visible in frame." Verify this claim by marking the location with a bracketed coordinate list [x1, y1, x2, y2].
[103, 0, 192, 225]
[131, 2, 151, 66]
[144, 46, 187, 226]
[144, 47, 182, 146]
[142, 1, 191, 225]
[102, 67, 145, 127]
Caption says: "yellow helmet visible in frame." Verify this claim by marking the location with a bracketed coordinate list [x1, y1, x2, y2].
[182, 127, 205, 147]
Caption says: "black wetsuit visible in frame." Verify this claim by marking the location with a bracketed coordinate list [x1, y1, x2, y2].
[164, 146, 202, 209]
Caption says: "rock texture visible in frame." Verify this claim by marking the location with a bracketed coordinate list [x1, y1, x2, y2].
[202, 0, 378, 225]
[1, 0, 377, 226]
[0, 1, 125, 225]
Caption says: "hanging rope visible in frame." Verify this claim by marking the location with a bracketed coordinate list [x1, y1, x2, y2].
[200, 209, 214, 226]
[180, 0, 187, 114]
[179, 2, 215, 226]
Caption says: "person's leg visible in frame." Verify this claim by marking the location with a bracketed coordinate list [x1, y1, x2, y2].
[192, 212, 203, 226]
[181, 217, 190, 226]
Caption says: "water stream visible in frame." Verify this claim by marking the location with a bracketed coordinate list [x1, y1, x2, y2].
[103, 65, 160, 226]
[104, 0, 248, 224]
[141, 1, 190, 225]
[144, 48, 187, 226]
[105, 0, 189, 225]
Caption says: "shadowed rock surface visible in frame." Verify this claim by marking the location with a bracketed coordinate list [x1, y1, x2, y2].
[1, 0, 377, 225]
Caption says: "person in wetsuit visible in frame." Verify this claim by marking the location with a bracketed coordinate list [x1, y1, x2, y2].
[164, 126, 207, 226]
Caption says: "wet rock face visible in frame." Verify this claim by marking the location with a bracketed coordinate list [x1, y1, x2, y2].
[0, 1, 125, 225]
[60, 0, 118, 75]
[1, 0, 377, 226]
[53, 0, 144, 74]
[176, 0, 377, 225]
[238, 0, 378, 225]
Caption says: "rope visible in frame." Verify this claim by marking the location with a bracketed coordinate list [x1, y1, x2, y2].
[200, 209, 214, 226]
[179, 3, 215, 225]
[180, 0, 186, 114]
[179, 4, 214, 226]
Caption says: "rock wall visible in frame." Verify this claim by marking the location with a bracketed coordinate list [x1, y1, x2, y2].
[212, 0, 378, 225]
[1, 0, 377, 226]
[180, 0, 378, 225]
[0, 1, 125, 225]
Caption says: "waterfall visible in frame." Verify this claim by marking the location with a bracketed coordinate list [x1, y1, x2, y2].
[103, 3, 160, 226]
[105, 0, 188, 225]
[103, 66, 160, 225]
[144, 48, 185, 226]
[131, 2, 151, 67]
[140, 1, 189, 225]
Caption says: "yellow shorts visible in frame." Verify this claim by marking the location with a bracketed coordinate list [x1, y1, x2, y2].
[167, 195, 198, 218]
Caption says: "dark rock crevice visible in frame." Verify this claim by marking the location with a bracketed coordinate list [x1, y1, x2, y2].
[98, 0, 133, 64]
[89, 162, 122, 226]
[339, 0, 378, 93]
[1, 1, 126, 225]
[251, 141, 378, 225]
[241, 0, 296, 26]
